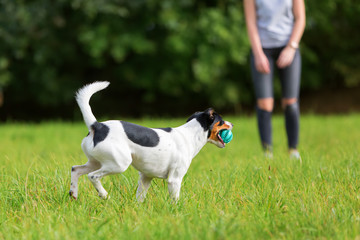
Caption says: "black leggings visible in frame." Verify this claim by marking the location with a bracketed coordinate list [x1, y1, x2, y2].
[250, 47, 301, 150]
[250, 47, 301, 99]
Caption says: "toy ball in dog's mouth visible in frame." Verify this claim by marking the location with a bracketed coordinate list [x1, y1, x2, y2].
[218, 129, 233, 144]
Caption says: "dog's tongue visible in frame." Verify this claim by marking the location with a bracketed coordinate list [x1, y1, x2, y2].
[217, 133, 225, 145]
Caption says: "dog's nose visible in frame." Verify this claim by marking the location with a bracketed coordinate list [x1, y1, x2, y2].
[225, 121, 233, 129]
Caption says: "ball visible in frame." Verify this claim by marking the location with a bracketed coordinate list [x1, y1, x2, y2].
[219, 129, 233, 144]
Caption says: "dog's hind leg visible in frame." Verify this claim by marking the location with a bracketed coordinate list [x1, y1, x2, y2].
[136, 172, 153, 202]
[88, 167, 114, 200]
[88, 161, 131, 199]
[70, 160, 100, 200]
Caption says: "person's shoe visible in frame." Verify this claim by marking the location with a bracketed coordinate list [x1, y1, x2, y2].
[263, 144, 273, 159]
[289, 148, 302, 163]
[264, 150, 273, 159]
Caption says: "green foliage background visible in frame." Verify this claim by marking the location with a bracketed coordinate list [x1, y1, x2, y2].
[0, 0, 359, 120]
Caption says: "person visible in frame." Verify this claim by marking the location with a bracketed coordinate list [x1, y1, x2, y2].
[243, 0, 306, 159]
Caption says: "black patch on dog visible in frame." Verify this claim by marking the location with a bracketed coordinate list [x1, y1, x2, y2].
[157, 127, 172, 133]
[121, 121, 160, 147]
[91, 122, 110, 147]
[187, 108, 217, 131]
[187, 108, 224, 138]
[187, 112, 210, 131]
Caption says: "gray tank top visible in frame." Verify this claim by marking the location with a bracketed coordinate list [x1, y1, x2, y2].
[256, 0, 294, 48]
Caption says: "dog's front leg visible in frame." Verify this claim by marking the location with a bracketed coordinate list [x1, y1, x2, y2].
[167, 178, 182, 202]
[136, 172, 152, 202]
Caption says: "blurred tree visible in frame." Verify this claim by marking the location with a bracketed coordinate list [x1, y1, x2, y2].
[0, 0, 359, 120]
[303, 0, 360, 88]
[0, 0, 250, 119]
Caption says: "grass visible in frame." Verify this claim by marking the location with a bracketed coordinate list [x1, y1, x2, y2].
[0, 114, 360, 239]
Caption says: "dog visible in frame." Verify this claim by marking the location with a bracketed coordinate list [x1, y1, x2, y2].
[69, 81, 233, 202]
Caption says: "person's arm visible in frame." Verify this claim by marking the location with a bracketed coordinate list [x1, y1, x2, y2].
[277, 0, 306, 68]
[244, 0, 270, 74]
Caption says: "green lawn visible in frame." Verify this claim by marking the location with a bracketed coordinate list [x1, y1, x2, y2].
[1, 114, 360, 239]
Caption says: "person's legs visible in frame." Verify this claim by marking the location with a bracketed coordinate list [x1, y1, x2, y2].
[279, 49, 302, 156]
[251, 49, 275, 154]
[256, 98, 273, 152]
[283, 100, 299, 149]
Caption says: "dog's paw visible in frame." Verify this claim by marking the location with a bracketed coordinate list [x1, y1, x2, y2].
[69, 190, 78, 200]
[99, 192, 110, 200]
[136, 197, 145, 203]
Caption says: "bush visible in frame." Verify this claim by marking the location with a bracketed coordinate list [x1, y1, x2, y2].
[0, 0, 359, 120]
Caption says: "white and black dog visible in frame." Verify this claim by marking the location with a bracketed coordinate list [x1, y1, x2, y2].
[69, 81, 233, 202]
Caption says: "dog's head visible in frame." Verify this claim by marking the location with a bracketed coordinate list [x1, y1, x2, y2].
[187, 108, 233, 148]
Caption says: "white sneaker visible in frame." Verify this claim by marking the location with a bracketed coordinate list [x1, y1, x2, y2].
[264, 150, 273, 159]
[289, 149, 302, 163]
[263, 144, 273, 159]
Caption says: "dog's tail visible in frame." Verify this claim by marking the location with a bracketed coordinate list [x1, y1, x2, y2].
[76, 81, 110, 130]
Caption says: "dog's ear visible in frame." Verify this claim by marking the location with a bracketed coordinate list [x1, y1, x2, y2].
[205, 108, 215, 121]
[187, 108, 216, 132]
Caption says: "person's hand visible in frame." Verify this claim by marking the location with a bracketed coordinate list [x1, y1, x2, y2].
[254, 52, 270, 74]
[277, 46, 296, 68]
